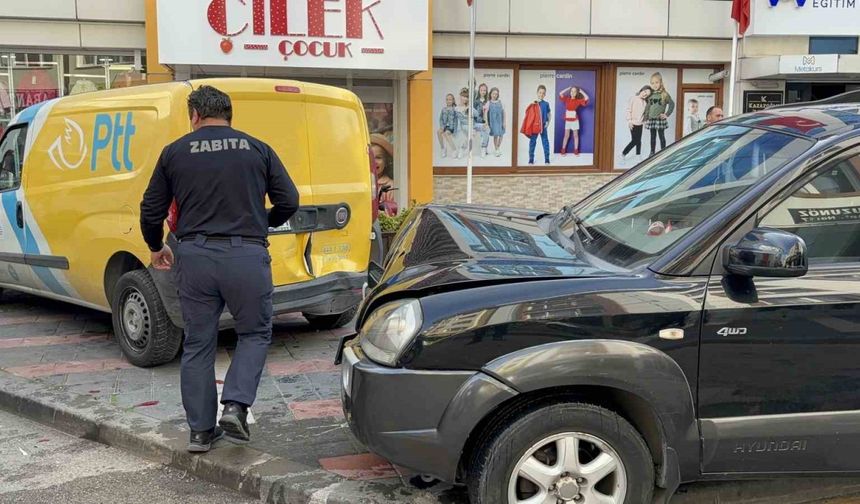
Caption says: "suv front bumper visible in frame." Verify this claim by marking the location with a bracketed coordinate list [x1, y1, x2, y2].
[340, 344, 518, 482]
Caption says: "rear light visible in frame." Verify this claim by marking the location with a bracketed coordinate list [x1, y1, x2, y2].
[275, 85, 301, 93]
[369, 145, 379, 221]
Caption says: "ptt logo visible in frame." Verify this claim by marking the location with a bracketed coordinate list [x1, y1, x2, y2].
[48, 118, 88, 170]
[48, 113, 137, 172]
[92, 112, 136, 172]
[768, 0, 807, 5]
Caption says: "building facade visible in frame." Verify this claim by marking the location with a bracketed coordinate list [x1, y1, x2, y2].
[3, 1, 859, 212]
[0, 0, 149, 135]
[428, 0, 736, 210]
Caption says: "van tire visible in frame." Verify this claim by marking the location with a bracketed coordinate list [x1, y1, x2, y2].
[467, 402, 654, 504]
[112, 270, 182, 368]
[303, 306, 357, 330]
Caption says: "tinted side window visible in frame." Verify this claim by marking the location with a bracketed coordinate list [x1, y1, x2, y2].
[0, 127, 27, 192]
[760, 155, 860, 264]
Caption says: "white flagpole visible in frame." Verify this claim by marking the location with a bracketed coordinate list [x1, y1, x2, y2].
[728, 22, 739, 116]
[466, 0, 476, 204]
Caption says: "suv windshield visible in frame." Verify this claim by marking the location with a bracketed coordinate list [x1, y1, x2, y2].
[560, 125, 815, 269]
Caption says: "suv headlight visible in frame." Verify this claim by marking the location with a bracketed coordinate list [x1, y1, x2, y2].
[360, 299, 423, 366]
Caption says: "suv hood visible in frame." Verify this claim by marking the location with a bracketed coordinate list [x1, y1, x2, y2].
[372, 205, 612, 298]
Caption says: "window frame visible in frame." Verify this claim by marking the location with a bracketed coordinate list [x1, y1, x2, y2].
[755, 141, 860, 266]
[0, 124, 28, 194]
[809, 36, 859, 55]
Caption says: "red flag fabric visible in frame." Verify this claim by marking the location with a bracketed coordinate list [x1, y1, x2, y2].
[731, 0, 750, 36]
[466, 0, 473, 5]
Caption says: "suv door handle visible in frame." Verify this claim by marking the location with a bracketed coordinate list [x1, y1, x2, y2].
[15, 201, 23, 229]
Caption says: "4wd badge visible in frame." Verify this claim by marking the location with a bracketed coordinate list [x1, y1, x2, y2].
[717, 327, 748, 337]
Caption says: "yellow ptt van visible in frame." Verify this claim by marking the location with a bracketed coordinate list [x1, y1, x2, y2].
[0, 78, 378, 366]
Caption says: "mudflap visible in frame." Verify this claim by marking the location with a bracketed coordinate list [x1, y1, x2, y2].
[148, 234, 184, 329]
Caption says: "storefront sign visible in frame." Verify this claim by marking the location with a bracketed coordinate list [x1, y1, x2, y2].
[779, 54, 839, 74]
[751, 0, 860, 36]
[789, 206, 860, 224]
[156, 0, 429, 71]
[743, 91, 784, 113]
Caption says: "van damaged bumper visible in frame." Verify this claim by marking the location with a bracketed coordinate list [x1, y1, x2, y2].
[153, 267, 366, 328]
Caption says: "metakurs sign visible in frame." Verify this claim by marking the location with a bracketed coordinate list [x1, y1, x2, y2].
[157, 0, 429, 71]
[778, 54, 839, 74]
[751, 0, 860, 36]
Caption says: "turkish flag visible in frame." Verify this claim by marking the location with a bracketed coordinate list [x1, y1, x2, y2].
[731, 0, 750, 36]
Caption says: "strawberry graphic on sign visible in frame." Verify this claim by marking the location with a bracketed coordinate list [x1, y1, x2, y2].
[208, 0, 248, 53]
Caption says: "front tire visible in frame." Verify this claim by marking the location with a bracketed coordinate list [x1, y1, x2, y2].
[468, 402, 654, 504]
[303, 306, 357, 330]
[112, 270, 182, 367]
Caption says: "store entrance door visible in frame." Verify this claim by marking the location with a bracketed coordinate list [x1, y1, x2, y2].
[786, 82, 860, 104]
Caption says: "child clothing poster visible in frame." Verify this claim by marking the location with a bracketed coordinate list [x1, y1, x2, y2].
[682, 91, 716, 137]
[432, 67, 514, 168]
[614, 67, 678, 170]
[517, 69, 596, 167]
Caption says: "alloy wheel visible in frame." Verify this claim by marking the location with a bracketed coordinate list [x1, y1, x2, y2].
[508, 431, 627, 504]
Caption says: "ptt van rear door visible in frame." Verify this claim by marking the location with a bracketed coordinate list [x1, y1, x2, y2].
[305, 92, 372, 280]
[228, 85, 314, 287]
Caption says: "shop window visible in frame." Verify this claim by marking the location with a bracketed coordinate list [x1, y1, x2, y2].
[0, 52, 147, 134]
[809, 37, 858, 55]
[76, 55, 136, 68]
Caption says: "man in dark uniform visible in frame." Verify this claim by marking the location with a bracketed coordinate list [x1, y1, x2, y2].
[140, 85, 299, 452]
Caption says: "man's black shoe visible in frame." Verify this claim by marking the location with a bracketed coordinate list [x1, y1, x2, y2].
[188, 426, 224, 453]
[219, 402, 250, 442]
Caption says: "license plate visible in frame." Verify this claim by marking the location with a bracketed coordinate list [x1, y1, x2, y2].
[342, 347, 358, 398]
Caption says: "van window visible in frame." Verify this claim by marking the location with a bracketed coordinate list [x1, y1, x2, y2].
[760, 154, 860, 264]
[0, 126, 27, 192]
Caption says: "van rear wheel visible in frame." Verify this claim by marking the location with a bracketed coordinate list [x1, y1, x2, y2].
[303, 306, 357, 330]
[112, 270, 182, 368]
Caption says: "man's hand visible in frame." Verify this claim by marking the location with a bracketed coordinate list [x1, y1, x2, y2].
[151, 244, 174, 271]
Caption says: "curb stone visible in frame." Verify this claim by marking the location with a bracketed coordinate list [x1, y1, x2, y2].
[0, 370, 437, 504]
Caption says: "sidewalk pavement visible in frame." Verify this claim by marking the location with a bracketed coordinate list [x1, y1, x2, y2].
[2, 289, 860, 504]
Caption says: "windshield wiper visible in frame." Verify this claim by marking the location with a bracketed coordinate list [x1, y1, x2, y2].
[555, 205, 594, 243]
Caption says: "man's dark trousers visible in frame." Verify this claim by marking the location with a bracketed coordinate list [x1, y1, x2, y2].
[175, 235, 273, 432]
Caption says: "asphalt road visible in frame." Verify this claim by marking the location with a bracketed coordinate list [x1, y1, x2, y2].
[0, 409, 256, 504]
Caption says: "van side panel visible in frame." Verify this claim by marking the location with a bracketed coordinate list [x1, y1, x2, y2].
[227, 86, 314, 287]
[305, 92, 372, 279]
[22, 84, 190, 308]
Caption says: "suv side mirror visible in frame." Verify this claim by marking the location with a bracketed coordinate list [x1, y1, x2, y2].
[723, 227, 808, 278]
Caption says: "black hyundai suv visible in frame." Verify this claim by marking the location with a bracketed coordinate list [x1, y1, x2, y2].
[338, 104, 860, 504]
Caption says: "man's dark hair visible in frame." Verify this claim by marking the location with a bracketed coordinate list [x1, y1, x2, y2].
[537, 85, 547, 92]
[688, 98, 699, 105]
[187, 85, 233, 123]
[706, 105, 718, 117]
